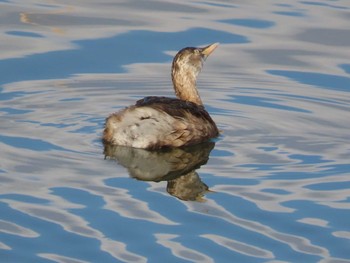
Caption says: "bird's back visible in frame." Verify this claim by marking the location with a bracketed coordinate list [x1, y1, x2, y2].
[103, 96, 218, 149]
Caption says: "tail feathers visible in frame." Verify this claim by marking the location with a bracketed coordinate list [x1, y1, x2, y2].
[104, 106, 185, 149]
[103, 105, 217, 149]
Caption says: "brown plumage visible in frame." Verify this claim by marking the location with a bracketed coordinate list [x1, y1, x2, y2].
[103, 43, 219, 149]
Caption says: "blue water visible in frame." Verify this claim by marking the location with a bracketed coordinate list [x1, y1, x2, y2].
[1, 1, 350, 262]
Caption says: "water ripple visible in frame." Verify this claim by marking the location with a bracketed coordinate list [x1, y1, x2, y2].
[1, 0, 350, 262]
[268, 70, 350, 92]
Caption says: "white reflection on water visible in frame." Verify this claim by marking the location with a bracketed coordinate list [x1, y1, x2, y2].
[4, 199, 147, 262]
[201, 234, 274, 259]
[0, 220, 38, 238]
[1, 0, 350, 262]
[184, 199, 329, 258]
[155, 233, 214, 263]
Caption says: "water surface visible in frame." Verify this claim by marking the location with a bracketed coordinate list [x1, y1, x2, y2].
[1, 0, 350, 262]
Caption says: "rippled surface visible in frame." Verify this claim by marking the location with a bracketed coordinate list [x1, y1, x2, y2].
[1, 0, 350, 262]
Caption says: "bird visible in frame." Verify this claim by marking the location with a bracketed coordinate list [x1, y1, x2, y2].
[103, 43, 219, 150]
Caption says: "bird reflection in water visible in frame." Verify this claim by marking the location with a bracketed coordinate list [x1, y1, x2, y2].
[103, 141, 215, 202]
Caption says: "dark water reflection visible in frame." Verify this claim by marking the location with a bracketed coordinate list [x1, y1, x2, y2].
[1, 0, 350, 262]
[104, 142, 215, 201]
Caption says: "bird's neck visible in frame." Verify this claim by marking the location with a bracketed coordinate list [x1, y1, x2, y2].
[172, 68, 203, 105]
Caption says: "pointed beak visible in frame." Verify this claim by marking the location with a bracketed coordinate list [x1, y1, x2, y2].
[201, 42, 219, 57]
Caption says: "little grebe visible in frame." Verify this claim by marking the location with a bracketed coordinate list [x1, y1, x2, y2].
[103, 43, 219, 149]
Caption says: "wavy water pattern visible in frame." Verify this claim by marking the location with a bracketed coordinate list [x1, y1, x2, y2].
[1, 0, 350, 262]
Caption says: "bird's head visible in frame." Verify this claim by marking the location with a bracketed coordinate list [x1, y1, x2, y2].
[172, 43, 219, 78]
[171, 43, 219, 104]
